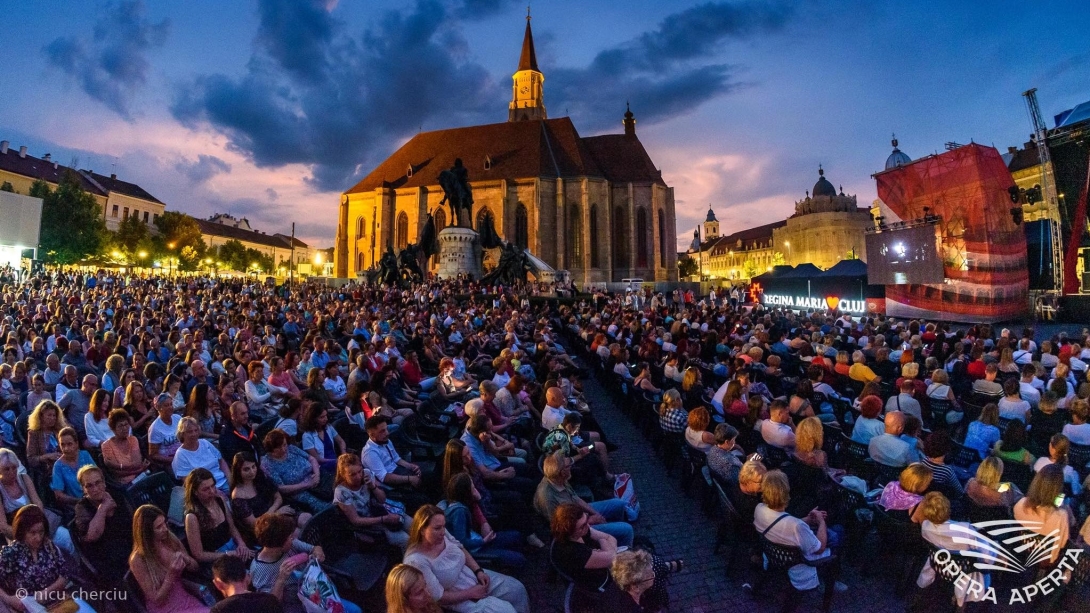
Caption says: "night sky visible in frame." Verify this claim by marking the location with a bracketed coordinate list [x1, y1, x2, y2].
[2, 0, 1088, 249]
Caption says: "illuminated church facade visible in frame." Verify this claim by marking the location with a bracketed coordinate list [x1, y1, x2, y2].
[335, 18, 678, 284]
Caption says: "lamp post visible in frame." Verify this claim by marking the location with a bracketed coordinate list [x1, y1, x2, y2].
[138, 250, 147, 274]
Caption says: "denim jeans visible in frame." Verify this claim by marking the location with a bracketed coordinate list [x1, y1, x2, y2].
[589, 499, 634, 547]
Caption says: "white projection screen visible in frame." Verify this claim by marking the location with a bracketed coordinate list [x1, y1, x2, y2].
[0, 192, 43, 249]
[865, 223, 944, 285]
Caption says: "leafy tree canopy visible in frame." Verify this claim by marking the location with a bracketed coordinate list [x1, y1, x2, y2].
[39, 172, 107, 264]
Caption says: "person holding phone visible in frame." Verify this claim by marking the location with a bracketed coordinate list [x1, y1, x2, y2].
[1013, 464, 1073, 565]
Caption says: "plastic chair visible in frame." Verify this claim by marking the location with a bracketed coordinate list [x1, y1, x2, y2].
[1001, 460, 1033, 493]
[1068, 443, 1090, 480]
[758, 443, 789, 470]
[870, 504, 927, 596]
[299, 507, 389, 593]
[945, 440, 979, 469]
[753, 536, 839, 612]
[124, 471, 175, 515]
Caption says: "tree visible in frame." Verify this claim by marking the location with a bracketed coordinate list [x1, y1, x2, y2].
[742, 259, 759, 279]
[29, 179, 51, 199]
[678, 256, 698, 278]
[214, 240, 248, 271]
[114, 213, 150, 256]
[154, 211, 206, 270]
[0, 182, 13, 193]
[39, 171, 107, 264]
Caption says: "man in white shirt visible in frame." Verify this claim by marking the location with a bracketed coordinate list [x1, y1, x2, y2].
[541, 387, 575, 431]
[869, 411, 918, 467]
[1019, 364, 1042, 409]
[758, 402, 796, 450]
[361, 415, 421, 489]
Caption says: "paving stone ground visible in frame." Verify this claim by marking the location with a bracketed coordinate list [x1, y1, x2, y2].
[521, 373, 915, 613]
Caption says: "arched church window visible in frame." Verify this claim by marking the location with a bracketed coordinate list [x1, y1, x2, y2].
[568, 204, 582, 268]
[433, 208, 446, 232]
[476, 208, 494, 235]
[589, 205, 600, 268]
[396, 212, 409, 250]
[357, 252, 364, 271]
[636, 208, 648, 268]
[515, 203, 529, 250]
[612, 206, 628, 269]
[356, 216, 365, 238]
[658, 209, 667, 268]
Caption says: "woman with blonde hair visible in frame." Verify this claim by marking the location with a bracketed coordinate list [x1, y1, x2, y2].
[26, 400, 69, 472]
[129, 504, 207, 613]
[878, 463, 933, 523]
[385, 564, 442, 613]
[679, 367, 704, 410]
[403, 505, 529, 613]
[965, 456, 1021, 508]
[658, 389, 687, 434]
[1013, 464, 1073, 564]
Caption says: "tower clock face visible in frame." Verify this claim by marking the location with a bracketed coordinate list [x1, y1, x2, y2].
[520, 86, 529, 94]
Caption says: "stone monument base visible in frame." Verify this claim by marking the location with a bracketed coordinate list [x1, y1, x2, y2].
[437, 226, 482, 280]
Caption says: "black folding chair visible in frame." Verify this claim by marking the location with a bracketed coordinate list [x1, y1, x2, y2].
[299, 507, 389, 593]
[945, 440, 979, 469]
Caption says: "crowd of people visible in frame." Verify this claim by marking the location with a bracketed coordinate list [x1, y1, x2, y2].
[0, 266, 1088, 612]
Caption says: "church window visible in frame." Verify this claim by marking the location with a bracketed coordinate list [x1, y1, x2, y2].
[433, 208, 446, 232]
[406, 165, 413, 178]
[477, 208, 494, 235]
[357, 252, 364, 271]
[356, 216, 365, 238]
[568, 205, 582, 268]
[484, 155, 492, 170]
[589, 205, 600, 268]
[396, 212, 409, 250]
[636, 208, 649, 268]
[515, 203, 529, 250]
[612, 206, 628, 269]
[658, 210, 667, 268]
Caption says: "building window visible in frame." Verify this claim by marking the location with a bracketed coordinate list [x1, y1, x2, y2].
[589, 205, 599, 268]
[476, 208, 494, 235]
[123, 207, 129, 219]
[568, 204, 582, 268]
[514, 203, 528, 250]
[357, 252, 364, 271]
[111, 205, 118, 217]
[658, 209, 667, 268]
[356, 216, 365, 238]
[612, 206, 627, 270]
[152, 214, 157, 225]
[433, 208, 446, 232]
[636, 208, 648, 268]
[143, 211, 149, 223]
[396, 212, 409, 250]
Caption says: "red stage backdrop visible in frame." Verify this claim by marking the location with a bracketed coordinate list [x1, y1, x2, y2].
[874, 144, 1028, 322]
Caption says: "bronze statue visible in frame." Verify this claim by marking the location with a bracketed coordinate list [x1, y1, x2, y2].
[371, 245, 399, 286]
[481, 241, 532, 286]
[398, 243, 425, 283]
[437, 158, 474, 229]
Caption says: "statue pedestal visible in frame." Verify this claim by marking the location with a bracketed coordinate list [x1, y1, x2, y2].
[437, 227, 482, 280]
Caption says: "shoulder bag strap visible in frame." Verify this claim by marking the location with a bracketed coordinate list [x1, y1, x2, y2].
[761, 512, 791, 537]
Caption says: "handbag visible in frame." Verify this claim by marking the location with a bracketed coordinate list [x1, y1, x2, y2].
[613, 473, 640, 521]
[298, 559, 346, 613]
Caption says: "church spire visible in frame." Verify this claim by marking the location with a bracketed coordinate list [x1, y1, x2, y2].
[509, 13, 546, 121]
[517, 9, 539, 72]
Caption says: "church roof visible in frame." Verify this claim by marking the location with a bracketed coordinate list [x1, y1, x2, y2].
[705, 208, 717, 222]
[517, 20, 539, 72]
[345, 118, 664, 194]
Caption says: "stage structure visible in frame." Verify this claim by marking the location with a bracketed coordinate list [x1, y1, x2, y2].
[872, 143, 1029, 322]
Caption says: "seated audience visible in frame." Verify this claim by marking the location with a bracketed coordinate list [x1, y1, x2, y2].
[868, 411, 919, 467]
[129, 504, 207, 613]
[73, 465, 133, 582]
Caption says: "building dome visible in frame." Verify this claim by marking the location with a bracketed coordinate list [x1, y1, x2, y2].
[885, 136, 911, 170]
[812, 166, 836, 198]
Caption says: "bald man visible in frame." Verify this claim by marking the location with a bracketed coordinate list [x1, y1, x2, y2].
[868, 410, 919, 467]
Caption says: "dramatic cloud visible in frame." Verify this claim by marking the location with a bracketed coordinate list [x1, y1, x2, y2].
[175, 154, 231, 184]
[43, 0, 170, 119]
[550, 1, 792, 131]
[266, 188, 279, 201]
[172, 0, 790, 192]
[173, 0, 501, 192]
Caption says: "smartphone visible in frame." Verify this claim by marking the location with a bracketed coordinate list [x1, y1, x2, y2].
[997, 482, 1011, 493]
[1054, 494, 1066, 507]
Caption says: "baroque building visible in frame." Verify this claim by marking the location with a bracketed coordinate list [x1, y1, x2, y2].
[770, 166, 873, 270]
[334, 17, 677, 284]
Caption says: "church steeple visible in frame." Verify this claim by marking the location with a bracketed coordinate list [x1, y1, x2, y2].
[509, 11, 547, 122]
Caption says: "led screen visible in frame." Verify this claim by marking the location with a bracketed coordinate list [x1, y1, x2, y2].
[865, 224, 944, 285]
